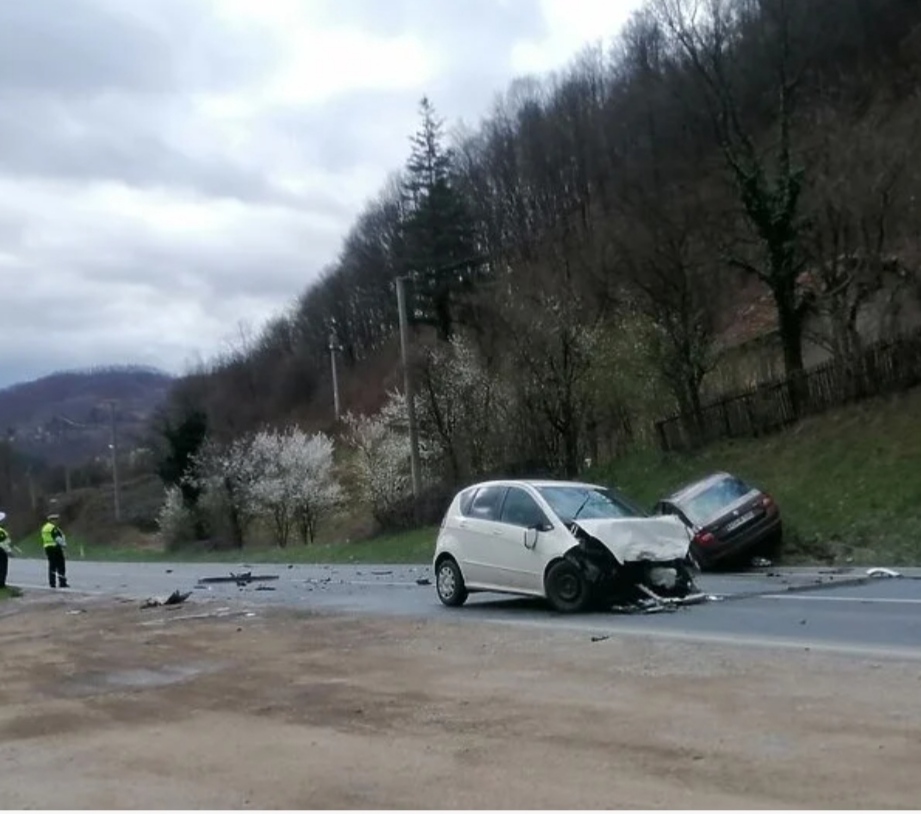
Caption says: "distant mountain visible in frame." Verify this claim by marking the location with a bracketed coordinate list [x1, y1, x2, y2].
[0, 366, 174, 466]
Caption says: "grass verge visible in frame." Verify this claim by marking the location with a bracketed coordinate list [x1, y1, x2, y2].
[590, 387, 921, 566]
[12, 527, 440, 566]
[1, 586, 24, 600]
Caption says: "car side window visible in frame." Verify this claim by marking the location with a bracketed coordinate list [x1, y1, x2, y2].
[467, 485, 507, 521]
[499, 487, 549, 529]
[458, 488, 477, 516]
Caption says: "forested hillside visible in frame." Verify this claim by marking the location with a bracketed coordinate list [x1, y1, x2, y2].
[0, 367, 172, 466]
[153, 0, 921, 546]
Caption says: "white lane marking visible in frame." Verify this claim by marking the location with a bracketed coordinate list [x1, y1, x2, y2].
[14, 583, 118, 597]
[345, 580, 421, 587]
[470, 616, 921, 661]
[759, 594, 921, 605]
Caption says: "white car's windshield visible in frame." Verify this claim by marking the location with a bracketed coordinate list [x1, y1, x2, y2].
[537, 485, 645, 524]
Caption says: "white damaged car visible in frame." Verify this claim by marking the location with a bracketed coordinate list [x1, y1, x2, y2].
[433, 479, 701, 613]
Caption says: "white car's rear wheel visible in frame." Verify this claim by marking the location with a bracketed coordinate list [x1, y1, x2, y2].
[436, 558, 468, 607]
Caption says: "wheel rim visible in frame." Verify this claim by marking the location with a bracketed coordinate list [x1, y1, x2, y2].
[437, 564, 456, 598]
[554, 571, 581, 602]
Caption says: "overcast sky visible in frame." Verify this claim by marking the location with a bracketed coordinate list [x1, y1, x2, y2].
[0, 0, 642, 388]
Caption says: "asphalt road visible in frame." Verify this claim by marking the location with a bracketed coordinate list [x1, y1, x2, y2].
[8, 556, 921, 660]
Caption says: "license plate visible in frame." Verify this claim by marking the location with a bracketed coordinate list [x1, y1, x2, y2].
[724, 510, 757, 532]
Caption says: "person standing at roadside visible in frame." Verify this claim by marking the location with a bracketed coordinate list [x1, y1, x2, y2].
[41, 513, 69, 589]
[0, 511, 11, 589]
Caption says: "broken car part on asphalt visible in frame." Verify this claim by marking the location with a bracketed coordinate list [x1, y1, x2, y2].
[141, 590, 192, 609]
[197, 571, 280, 587]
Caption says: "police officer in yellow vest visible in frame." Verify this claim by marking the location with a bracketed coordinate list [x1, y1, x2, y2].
[0, 510, 11, 589]
[41, 513, 69, 589]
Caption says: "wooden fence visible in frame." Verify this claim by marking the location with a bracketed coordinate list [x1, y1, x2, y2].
[654, 328, 921, 453]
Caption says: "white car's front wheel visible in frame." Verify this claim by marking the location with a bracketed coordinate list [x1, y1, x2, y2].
[545, 559, 592, 614]
[435, 557, 468, 607]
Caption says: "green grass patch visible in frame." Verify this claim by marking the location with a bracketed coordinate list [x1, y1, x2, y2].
[13, 526, 440, 566]
[0, 586, 23, 600]
[590, 387, 921, 566]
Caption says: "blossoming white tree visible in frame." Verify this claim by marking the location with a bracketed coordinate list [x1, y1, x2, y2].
[417, 335, 514, 479]
[287, 430, 342, 546]
[155, 484, 195, 547]
[248, 427, 342, 547]
[342, 389, 438, 527]
[181, 427, 344, 548]
[182, 435, 265, 547]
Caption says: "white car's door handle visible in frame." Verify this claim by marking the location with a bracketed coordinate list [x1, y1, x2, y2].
[490, 529, 502, 536]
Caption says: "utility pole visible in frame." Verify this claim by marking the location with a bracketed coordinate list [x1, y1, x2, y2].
[105, 400, 121, 523]
[1, 428, 13, 506]
[26, 466, 36, 510]
[328, 330, 341, 421]
[395, 276, 422, 510]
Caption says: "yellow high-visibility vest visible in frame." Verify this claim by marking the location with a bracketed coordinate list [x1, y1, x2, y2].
[41, 522, 61, 548]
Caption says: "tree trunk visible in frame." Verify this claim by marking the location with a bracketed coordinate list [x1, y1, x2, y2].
[774, 290, 806, 415]
[228, 505, 244, 549]
[563, 426, 580, 478]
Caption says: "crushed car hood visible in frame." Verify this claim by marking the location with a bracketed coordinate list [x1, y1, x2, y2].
[573, 517, 691, 563]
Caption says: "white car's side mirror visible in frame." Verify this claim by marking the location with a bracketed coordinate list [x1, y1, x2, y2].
[523, 527, 539, 549]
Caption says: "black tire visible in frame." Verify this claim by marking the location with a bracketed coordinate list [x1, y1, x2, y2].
[435, 557, 468, 607]
[545, 559, 592, 614]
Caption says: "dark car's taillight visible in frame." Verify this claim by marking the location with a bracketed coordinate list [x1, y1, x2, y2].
[693, 530, 716, 546]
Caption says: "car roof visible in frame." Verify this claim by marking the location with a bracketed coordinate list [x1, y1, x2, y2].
[664, 471, 737, 504]
[459, 478, 606, 492]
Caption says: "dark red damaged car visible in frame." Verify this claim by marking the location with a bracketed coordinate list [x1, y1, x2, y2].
[652, 472, 782, 571]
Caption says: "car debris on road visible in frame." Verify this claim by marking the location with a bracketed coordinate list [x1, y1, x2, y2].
[197, 571, 280, 588]
[140, 589, 192, 609]
[867, 567, 902, 578]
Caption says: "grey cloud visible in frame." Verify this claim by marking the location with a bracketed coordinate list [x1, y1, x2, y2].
[0, 93, 348, 211]
[264, 60, 541, 178]
[81, 237, 341, 302]
[0, 0, 567, 387]
[0, 0, 278, 96]
[313, 0, 547, 54]
[266, 89, 426, 174]
[0, 0, 309, 209]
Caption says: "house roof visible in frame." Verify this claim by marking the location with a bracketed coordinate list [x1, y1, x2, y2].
[714, 271, 821, 352]
[715, 255, 910, 352]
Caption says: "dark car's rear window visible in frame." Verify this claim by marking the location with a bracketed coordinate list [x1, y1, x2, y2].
[676, 475, 754, 526]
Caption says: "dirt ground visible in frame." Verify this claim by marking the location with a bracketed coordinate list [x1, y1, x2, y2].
[1, 592, 920, 809]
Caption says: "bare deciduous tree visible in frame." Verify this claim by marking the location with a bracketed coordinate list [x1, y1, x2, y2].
[653, 0, 812, 387]
[804, 104, 916, 362]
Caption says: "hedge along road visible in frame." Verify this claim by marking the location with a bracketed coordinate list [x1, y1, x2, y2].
[10, 557, 921, 660]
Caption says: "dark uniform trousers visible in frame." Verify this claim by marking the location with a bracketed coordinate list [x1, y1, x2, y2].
[45, 544, 68, 588]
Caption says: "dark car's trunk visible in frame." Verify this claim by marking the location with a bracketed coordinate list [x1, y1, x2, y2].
[696, 493, 782, 565]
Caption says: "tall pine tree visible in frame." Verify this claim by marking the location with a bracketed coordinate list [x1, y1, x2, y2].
[401, 97, 477, 341]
